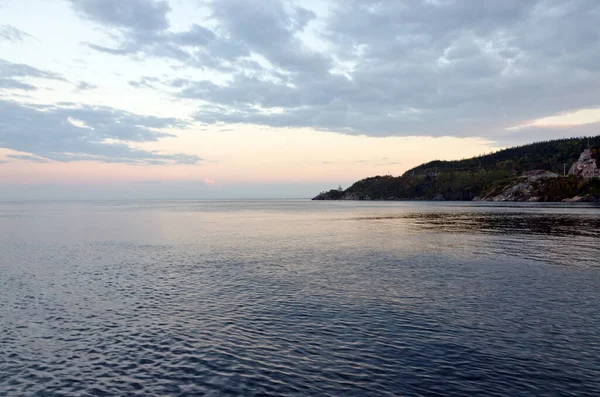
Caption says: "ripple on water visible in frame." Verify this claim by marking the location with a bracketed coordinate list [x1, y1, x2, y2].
[1, 201, 600, 396]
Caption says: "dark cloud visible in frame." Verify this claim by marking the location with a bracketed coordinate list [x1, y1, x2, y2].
[0, 59, 65, 91]
[72, 0, 600, 141]
[0, 99, 201, 164]
[70, 0, 170, 32]
[209, 0, 326, 74]
[0, 59, 64, 80]
[70, 0, 320, 73]
[0, 78, 36, 90]
[0, 25, 32, 42]
[72, 0, 238, 69]
[202, 0, 600, 140]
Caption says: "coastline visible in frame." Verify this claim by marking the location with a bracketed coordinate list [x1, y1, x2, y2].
[313, 143, 600, 203]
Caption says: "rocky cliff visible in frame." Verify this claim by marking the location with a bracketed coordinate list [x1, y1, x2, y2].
[476, 171, 558, 202]
[477, 169, 600, 202]
[568, 149, 600, 178]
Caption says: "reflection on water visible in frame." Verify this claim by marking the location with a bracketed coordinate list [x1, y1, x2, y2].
[1, 201, 599, 396]
[355, 210, 600, 267]
[406, 211, 600, 237]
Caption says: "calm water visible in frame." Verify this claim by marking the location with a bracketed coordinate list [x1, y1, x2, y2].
[1, 200, 599, 396]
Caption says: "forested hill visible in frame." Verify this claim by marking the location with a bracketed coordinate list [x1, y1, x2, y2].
[405, 136, 600, 177]
[313, 136, 600, 202]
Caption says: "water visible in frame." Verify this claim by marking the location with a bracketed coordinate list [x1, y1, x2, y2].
[1, 200, 599, 396]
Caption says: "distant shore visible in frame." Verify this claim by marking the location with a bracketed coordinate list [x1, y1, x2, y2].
[313, 137, 600, 203]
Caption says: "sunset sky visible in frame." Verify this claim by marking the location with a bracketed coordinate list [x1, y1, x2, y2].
[1, 0, 599, 199]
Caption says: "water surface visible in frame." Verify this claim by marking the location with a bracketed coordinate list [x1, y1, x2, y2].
[1, 200, 599, 396]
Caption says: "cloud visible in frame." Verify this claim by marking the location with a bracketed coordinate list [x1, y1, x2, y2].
[0, 59, 65, 91]
[208, 0, 325, 74]
[490, 121, 600, 145]
[0, 59, 64, 80]
[128, 76, 160, 89]
[188, 0, 600, 139]
[0, 99, 202, 164]
[76, 81, 97, 90]
[0, 25, 32, 42]
[0, 78, 36, 91]
[70, 0, 600, 142]
[5, 154, 53, 163]
[70, 0, 170, 32]
[70, 0, 321, 73]
[203, 178, 216, 184]
[71, 0, 230, 68]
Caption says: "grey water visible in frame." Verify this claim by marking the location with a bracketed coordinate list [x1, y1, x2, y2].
[1, 200, 599, 397]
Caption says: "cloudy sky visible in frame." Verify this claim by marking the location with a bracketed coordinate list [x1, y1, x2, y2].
[1, 0, 599, 198]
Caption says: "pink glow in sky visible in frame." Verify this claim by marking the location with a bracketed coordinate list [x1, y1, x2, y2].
[1, 0, 599, 198]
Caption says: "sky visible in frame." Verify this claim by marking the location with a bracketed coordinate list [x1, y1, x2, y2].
[1, 0, 599, 199]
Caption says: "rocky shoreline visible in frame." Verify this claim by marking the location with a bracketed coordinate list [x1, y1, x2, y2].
[313, 149, 600, 203]
[313, 191, 600, 202]
[473, 170, 600, 202]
